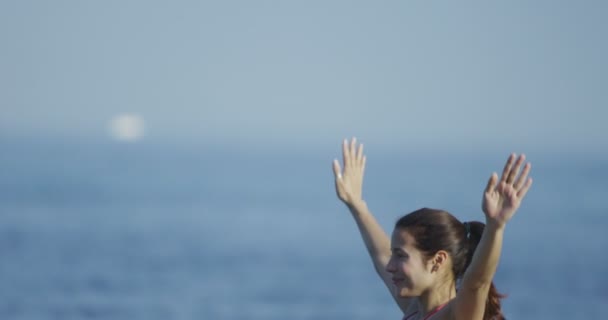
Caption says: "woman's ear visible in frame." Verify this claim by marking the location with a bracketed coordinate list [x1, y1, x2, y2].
[431, 250, 449, 273]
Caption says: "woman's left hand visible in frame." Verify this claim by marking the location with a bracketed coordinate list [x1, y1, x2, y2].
[482, 153, 533, 228]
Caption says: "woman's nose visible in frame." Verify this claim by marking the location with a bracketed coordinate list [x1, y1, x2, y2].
[385, 257, 396, 274]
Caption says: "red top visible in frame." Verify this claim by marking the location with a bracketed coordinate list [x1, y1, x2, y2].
[402, 303, 447, 320]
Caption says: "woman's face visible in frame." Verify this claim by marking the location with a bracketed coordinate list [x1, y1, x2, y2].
[385, 228, 435, 297]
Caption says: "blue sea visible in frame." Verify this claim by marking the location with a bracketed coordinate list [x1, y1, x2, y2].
[1, 138, 607, 319]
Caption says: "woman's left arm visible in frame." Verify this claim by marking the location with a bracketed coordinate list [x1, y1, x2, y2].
[452, 154, 533, 320]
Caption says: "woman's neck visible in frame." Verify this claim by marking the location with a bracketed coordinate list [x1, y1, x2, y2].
[417, 281, 456, 317]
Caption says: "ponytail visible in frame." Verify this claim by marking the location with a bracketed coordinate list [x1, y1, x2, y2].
[395, 209, 507, 320]
[463, 221, 506, 320]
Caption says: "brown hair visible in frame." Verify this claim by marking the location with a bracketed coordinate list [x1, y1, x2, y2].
[395, 208, 505, 320]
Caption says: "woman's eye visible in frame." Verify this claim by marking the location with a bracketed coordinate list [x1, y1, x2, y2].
[391, 251, 408, 259]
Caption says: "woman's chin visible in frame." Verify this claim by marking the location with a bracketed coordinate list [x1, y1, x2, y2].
[395, 285, 416, 298]
[399, 291, 417, 298]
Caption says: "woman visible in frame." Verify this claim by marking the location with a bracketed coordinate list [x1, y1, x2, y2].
[332, 138, 532, 320]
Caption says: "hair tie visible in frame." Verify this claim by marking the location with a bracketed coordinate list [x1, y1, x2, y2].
[463, 222, 471, 239]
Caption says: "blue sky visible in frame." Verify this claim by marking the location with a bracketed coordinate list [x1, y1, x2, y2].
[1, 1, 606, 152]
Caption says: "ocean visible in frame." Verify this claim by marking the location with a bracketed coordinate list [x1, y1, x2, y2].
[1, 138, 606, 319]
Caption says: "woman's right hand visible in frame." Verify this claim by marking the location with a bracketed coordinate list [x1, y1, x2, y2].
[332, 138, 366, 206]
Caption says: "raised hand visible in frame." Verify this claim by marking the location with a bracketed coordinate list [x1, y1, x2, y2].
[333, 138, 366, 206]
[482, 153, 533, 227]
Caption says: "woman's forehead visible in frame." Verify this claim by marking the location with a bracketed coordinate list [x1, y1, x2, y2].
[391, 228, 416, 247]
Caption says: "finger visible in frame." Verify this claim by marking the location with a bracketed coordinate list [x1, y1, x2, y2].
[500, 153, 516, 183]
[514, 162, 531, 190]
[342, 139, 349, 168]
[361, 155, 367, 177]
[356, 143, 364, 164]
[499, 181, 509, 193]
[517, 177, 533, 199]
[485, 172, 498, 194]
[333, 159, 342, 179]
[505, 184, 517, 200]
[350, 137, 357, 164]
[506, 154, 525, 184]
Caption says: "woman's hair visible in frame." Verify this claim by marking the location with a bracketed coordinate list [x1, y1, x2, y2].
[395, 208, 505, 320]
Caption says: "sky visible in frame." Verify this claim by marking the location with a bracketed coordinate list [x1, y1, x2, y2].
[1, 1, 606, 152]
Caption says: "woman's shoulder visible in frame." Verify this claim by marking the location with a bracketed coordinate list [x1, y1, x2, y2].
[403, 301, 453, 320]
[430, 300, 455, 320]
[402, 301, 420, 320]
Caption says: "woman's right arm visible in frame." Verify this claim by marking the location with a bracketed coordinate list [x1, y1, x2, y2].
[332, 138, 414, 314]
